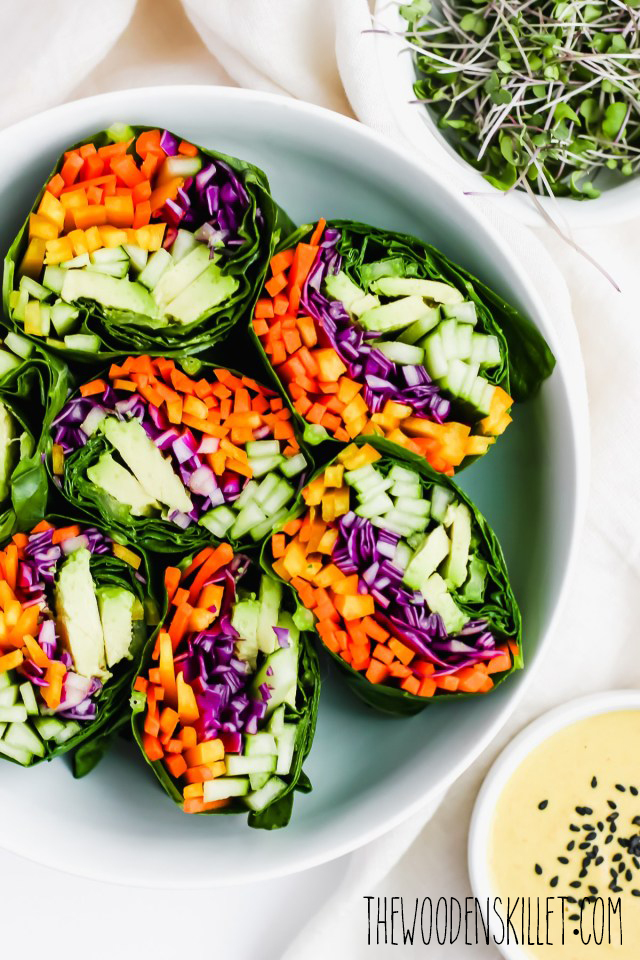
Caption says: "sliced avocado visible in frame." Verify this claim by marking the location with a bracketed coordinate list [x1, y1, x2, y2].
[359, 257, 407, 288]
[256, 575, 283, 655]
[459, 555, 487, 602]
[252, 613, 299, 714]
[359, 296, 435, 334]
[87, 452, 160, 517]
[60, 270, 160, 320]
[97, 586, 135, 668]
[54, 547, 108, 679]
[369, 277, 464, 304]
[324, 271, 380, 317]
[231, 599, 261, 668]
[403, 524, 450, 590]
[102, 417, 192, 514]
[441, 503, 472, 588]
[0, 401, 17, 503]
[152, 244, 211, 311]
[164, 261, 239, 325]
[421, 573, 469, 634]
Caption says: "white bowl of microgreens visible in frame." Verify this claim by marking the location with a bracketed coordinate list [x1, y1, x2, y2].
[469, 690, 640, 960]
[374, 0, 640, 227]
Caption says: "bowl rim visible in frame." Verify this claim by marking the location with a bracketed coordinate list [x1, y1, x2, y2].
[0, 84, 589, 886]
[468, 689, 640, 960]
[373, 0, 640, 229]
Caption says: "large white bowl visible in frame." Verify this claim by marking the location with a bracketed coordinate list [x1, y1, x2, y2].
[374, 1, 640, 228]
[0, 86, 588, 887]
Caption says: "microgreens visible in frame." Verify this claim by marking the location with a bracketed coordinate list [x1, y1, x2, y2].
[399, 0, 640, 200]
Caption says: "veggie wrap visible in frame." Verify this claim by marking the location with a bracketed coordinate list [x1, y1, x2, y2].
[267, 441, 521, 716]
[252, 219, 555, 475]
[50, 356, 310, 553]
[0, 338, 68, 540]
[4, 124, 281, 361]
[131, 543, 320, 829]
[0, 519, 155, 767]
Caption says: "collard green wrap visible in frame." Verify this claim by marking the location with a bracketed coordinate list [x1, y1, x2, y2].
[264, 438, 522, 716]
[3, 124, 289, 362]
[131, 548, 320, 829]
[250, 219, 555, 474]
[49, 355, 310, 554]
[0, 518, 158, 773]
[0, 345, 68, 540]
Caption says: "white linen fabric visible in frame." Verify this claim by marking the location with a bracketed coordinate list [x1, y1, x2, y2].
[0, 2, 638, 958]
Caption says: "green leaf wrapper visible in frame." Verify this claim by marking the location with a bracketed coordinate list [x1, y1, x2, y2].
[49, 356, 312, 554]
[250, 220, 555, 464]
[0, 346, 68, 540]
[130, 550, 320, 829]
[3, 125, 289, 362]
[263, 437, 522, 716]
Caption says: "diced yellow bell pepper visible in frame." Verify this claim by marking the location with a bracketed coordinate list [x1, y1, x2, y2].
[29, 213, 59, 241]
[345, 414, 367, 439]
[44, 236, 74, 265]
[99, 225, 129, 248]
[314, 348, 347, 382]
[24, 299, 42, 336]
[282, 541, 308, 578]
[302, 476, 326, 507]
[112, 543, 141, 570]
[135, 223, 165, 251]
[337, 442, 381, 470]
[38, 190, 65, 231]
[360, 420, 384, 437]
[84, 226, 102, 253]
[334, 594, 375, 619]
[385, 428, 414, 450]
[478, 386, 513, 436]
[323, 464, 344, 488]
[466, 435, 495, 456]
[18, 238, 46, 278]
[67, 229, 89, 257]
[51, 444, 65, 476]
[341, 393, 368, 423]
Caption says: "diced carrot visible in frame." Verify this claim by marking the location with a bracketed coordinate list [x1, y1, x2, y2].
[270, 249, 295, 276]
[165, 754, 188, 778]
[187, 543, 234, 605]
[389, 661, 412, 679]
[80, 379, 107, 398]
[46, 174, 65, 198]
[158, 630, 177, 706]
[418, 678, 437, 697]
[60, 153, 84, 186]
[159, 707, 180, 737]
[435, 675, 459, 692]
[164, 567, 181, 603]
[110, 154, 145, 188]
[414, 661, 435, 678]
[388, 637, 414, 666]
[51, 525, 81, 545]
[179, 726, 197, 749]
[149, 177, 183, 214]
[143, 733, 164, 762]
[133, 676, 148, 694]
[401, 675, 420, 695]
[0, 649, 23, 673]
[309, 218, 327, 246]
[178, 140, 198, 157]
[184, 739, 224, 767]
[255, 299, 274, 319]
[136, 129, 162, 157]
[372, 643, 394, 665]
[365, 660, 390, 684]
[176, 672, 199, 724]
[486, 652, 511, 675]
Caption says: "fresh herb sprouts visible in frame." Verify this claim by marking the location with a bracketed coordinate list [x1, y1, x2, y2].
[399, 0, 640, 199]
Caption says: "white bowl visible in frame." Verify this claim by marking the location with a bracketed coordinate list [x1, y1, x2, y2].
[468, 690, 640, 960]
[0, 86, 588, 887]
[373, 1, 640, 228]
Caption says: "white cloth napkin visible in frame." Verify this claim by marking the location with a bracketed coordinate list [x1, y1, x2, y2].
[1, 3, 639, 958]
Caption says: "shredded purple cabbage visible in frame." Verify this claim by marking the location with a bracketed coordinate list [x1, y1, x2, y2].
[332, 512, 497, 674]
[299, 229, 450, 423]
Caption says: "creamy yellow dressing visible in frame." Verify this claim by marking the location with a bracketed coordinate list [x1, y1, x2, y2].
[489, 710, 640, 959]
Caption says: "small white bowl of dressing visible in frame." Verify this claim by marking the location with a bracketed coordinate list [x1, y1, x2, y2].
[469, 690, 640, 960]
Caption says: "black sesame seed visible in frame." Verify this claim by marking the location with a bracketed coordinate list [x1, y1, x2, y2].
[608, 800, 618, 810]
[611, 824, 618, 834]
[570, 881, 581, 889]
[567, 896, 576, 904]
[597, 821, 604, 831]
[591, 777, 598, 789]
[632, 817, 640, 827]
[535, 864, 543, 875]
[550, 876, 559, 888]
[579, 842, 590, 849]
[615, 784, 626, 793]
[618, 863, 625, 874]
[613, 854, 622, 862]
[570, 824, 580, 832]
[579, 869, 588, 878]
[626, 870, 633, 882]
[558, 856, 569, 864]
[538, 799, 549, 810]
[569, 913, 580, 921]
[586, 832, 597, 841]
[568, 841, 576, 851]
[606, 836, 614, 845]
[582, 823, 594, 831]
[613, 885, 622, 893]
[632, 890, 640, 898]
[630, 786, 638, 796]
[633, 858, 640, 869]
[589, 886, 598, 895]
[596, 856, 604, 866]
